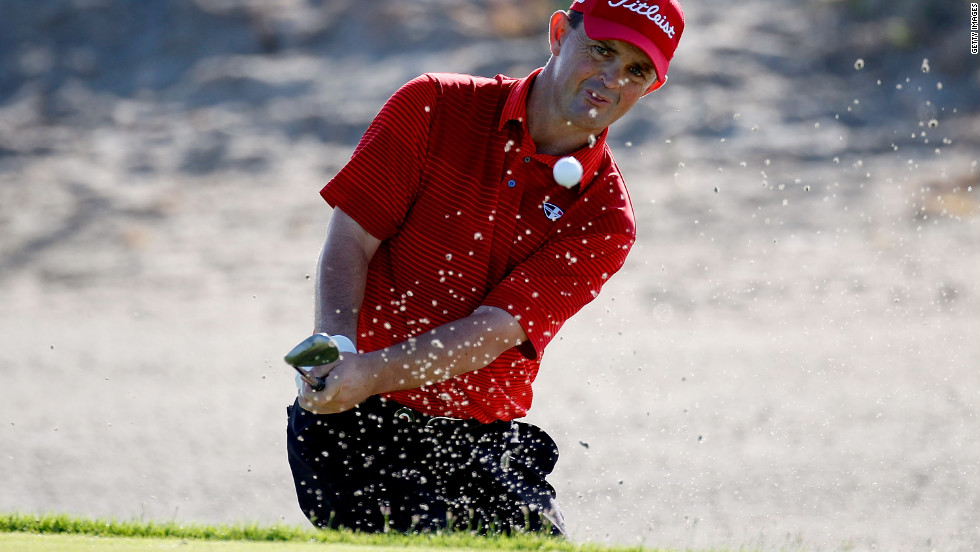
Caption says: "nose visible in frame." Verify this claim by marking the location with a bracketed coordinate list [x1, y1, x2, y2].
[598, 63, 627, 90]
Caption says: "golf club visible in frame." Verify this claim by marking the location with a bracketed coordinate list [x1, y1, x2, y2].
[284, 333, 341, 391]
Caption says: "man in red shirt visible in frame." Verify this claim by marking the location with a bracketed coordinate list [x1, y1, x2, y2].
[286, 0, 684, 535]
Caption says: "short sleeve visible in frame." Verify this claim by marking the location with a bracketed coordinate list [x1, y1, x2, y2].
[482, 209, 635, 357]
[320, 75, 439, 240]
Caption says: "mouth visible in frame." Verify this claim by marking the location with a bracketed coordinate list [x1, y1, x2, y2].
[584, 89, 610, 106]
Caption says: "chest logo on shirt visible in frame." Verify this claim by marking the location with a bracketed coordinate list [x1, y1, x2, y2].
[542, 202, 564, 221]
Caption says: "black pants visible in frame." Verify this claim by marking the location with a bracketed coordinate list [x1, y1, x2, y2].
[286, 396, 565, 535]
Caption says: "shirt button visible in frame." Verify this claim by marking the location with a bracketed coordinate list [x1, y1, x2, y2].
[507, 179, 516, 188]
[523, 156, 531, 163]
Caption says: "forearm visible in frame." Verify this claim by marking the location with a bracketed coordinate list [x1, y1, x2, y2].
[313, 209, 379, 343]
[314, 241, 367, 340]
[366, 306, 527, 394]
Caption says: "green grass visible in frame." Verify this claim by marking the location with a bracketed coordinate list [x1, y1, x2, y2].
[0, 513, 675, 552]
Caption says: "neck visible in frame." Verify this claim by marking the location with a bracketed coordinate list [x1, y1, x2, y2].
[525, 69, 602, 156]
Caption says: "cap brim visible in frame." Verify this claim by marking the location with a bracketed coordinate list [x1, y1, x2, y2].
[582, 15, 669, 85]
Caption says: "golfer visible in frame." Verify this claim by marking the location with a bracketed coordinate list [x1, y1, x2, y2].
[287, 0, 684, 535]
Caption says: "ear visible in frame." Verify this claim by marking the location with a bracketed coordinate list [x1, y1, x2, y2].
[548, 11, 571, 56]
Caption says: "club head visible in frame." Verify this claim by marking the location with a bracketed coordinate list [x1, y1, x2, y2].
[284, 333, 341, 367]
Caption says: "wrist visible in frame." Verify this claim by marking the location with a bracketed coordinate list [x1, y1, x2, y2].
[361, 349, 401, 396]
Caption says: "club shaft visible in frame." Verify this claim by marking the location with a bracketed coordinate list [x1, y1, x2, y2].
[291, 364, 326, 391]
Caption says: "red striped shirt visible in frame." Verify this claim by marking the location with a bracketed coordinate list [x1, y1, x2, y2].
[321, 71, 636, 422]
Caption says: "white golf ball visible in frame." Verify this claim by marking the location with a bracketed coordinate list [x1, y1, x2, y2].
[553, 156, 583, 188]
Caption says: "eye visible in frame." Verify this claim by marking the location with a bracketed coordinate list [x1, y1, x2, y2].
[591, 44, 610, 56]
[626, 66, 650, 84]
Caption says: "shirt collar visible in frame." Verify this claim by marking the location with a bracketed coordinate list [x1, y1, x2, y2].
[499, 68, 609, 192]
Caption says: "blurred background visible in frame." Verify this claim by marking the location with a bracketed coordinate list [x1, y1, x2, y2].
[1, 1, 977, 551]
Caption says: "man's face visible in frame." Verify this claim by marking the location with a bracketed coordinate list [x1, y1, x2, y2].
[548, 17, 658, 134]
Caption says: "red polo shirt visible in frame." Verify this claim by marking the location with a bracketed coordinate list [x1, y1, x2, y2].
[321, 70, 636, 422]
